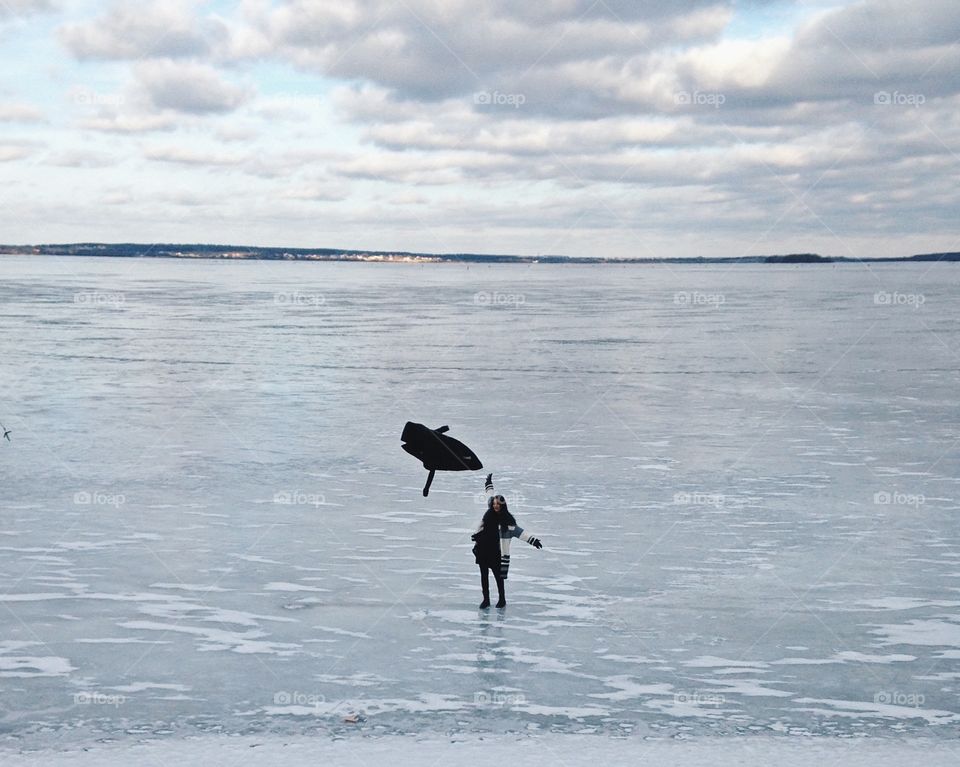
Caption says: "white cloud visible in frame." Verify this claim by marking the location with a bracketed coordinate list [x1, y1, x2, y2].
[800, 0, 960, 50]
[143, 145, 248, 166]
[332, 151, 478, 185]
[216, 124, 260, 143]
[279, 182, 349, 202]
[59, 1, 224, 60]
[134, 60, 250, 114]
[4, 0, 957, 256]
[0, 0, 55, 18]
[242, 0, 733, 100]
[45, 148, 118, 168]
[0, 102, 43, 122]
[678, 37, 792, 91]
[0, 143, 34, 161]
[79, 112, 178, 134]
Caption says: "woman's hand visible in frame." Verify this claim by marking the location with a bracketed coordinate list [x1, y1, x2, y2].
[529, 537, 543, 549]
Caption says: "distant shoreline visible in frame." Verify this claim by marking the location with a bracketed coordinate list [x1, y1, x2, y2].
[1, 244, 958, 264]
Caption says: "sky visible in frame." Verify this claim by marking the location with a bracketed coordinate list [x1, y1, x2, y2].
[0, 0, 958, 259]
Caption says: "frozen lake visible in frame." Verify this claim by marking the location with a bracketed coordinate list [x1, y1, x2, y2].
[1, 255, 958, 748]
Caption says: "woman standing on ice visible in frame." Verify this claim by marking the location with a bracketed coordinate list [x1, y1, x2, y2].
[471, 473, 542, 609]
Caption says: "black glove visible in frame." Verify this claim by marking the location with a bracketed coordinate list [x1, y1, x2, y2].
[470, 532, 479, 542]
[529, 537, 542, 549]
[484, 473, 493, 492]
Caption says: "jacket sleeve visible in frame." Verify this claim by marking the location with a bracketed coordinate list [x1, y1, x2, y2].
[474, 475, 493, 538]
[506, 525, 538, 544]
[498, 524, 539, 580]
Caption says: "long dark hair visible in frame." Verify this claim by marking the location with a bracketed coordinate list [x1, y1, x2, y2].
[487, 495, 516, 529]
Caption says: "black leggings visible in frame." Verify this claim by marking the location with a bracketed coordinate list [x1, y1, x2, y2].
[479, 565, 505, 601]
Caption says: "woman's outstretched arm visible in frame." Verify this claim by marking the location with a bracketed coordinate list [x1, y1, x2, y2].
[471, 474, 494, 540]
[505, 524, 543, 549]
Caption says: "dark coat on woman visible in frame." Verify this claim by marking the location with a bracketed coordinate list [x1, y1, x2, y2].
[473, 507, 512, 568]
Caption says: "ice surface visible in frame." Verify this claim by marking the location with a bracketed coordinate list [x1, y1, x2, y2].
[0, 257, 958, 751]
[5, 734, 960, 767]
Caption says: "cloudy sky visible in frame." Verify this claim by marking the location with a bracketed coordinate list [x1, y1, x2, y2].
[1, 0, 958, 258]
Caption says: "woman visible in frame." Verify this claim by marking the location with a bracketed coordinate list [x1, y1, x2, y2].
[471, 473, 543, 609]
